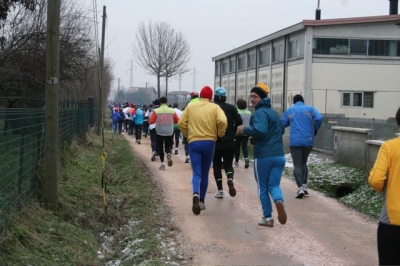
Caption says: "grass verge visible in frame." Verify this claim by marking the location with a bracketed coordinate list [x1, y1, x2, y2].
[0, 130, 191, 265]
[284, 161, 383, 219]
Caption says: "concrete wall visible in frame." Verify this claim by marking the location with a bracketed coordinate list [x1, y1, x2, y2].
[332, 126, 372, 168]
[366, 140, 384, 171]
[286, 60, 305, 107]
[282, 128, 290, 154]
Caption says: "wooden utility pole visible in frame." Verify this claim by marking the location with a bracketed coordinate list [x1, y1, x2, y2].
[96, 6, 107, 136]
[43, 0, 61, 211]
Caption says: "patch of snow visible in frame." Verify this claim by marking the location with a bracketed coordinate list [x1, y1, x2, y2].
[285, 151, 334, 168]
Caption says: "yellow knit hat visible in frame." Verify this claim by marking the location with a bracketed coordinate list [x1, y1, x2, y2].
[251, 83, 269, 99]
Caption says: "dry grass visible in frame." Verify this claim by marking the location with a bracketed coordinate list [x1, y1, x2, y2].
[0, 129, 191, 265]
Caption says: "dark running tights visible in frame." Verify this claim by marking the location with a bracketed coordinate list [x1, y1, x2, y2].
[213, 147, 235, 191]
[377, 222, 400, 265]
[234, 136, 249, 162]
[156, 135, 172, 163]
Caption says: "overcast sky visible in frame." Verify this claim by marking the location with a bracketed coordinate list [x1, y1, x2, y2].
[83, 0, 391, 95]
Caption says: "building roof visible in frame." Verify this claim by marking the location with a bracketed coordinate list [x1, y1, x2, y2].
[212, 14, 400, 62]
[302, 14, 400, 26]
[168, 90, 191, 96]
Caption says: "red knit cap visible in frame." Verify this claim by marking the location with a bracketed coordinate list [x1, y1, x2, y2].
[200, 86, 213, 100]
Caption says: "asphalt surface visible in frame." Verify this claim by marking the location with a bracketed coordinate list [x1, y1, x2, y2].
[123, 134, 378, 266]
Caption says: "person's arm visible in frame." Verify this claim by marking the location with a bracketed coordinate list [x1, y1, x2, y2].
[173, 112, 179, 124]
[216, 106, 228, 138]
[244, 111, 267, 138]
[280, 110, 290, 128]
[149, 111, 157, 124]
[368, 143, 389, 192]
[233, 108, 243, 127]
[178, 108, 188, 137]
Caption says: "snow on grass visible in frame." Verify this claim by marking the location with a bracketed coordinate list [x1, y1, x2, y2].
[284, 152, 383, 219]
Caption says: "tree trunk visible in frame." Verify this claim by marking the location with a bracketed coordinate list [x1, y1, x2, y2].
[166, 76, 168, 97]
[157, 74, 161, 99]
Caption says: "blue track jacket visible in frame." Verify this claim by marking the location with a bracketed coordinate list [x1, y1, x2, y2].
[281, 101, 323, 147]
[243, 97, 284, 158]
[133, 108, 144, 125]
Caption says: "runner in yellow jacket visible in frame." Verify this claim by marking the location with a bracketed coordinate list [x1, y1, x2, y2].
[368, 107, 400, 265]
[178, 86, 227, 215]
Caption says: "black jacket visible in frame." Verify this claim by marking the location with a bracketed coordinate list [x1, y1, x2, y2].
[215, 101, 242, 149]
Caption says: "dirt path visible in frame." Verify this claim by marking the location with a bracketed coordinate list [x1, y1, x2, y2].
[124, 134, 378, 266]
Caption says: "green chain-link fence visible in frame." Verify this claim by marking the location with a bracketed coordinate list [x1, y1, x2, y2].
[0, 93, 96, 232]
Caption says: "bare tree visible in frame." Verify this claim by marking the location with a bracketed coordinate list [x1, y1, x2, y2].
[0, 0, 36, 22]
[0, 0, 114, 105]
[133, 21, 190, 99]
[162, 30, 190, 95]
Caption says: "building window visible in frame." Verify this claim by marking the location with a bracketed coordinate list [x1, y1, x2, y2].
[248, 52, 256, 68]
[363, 92, 374, 107]
[238, 53, 246, 71]
[215, 61, 220, 76]
[272, 44, 283, 62]
[229, 57, 236, 72]
[314, 38, 400, 57]
[289, 38, 305, 58]
[222, 60, 228, 75]
[368, 40, 400, 56]
[350, 39, 367, 55]
[259, 47, 270, 65]
[342, 91, 374, 108]
[313, 38, 349, 55]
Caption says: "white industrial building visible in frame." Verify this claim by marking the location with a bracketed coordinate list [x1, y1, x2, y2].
[212, 2, 400, 119]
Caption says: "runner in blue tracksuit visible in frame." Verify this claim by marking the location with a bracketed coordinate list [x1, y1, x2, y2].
[236, 83, 287, 227]
[133, 107, 144, 144]
[280, 94, 323, 199]
[110, 109, 120, 134]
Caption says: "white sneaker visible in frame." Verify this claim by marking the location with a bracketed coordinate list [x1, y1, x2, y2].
[215, 191, 224, 199]
[295, 187, 305, 199]
[303, 184, 309, 195]
[199, 201, 206, 210]
[275, 200, 287, 225]
[244, 158, 250, 169]
[167, 153, 173, 167]
[234, 162, 239, 167]
[151, 151, 156, 162]
[258, 217, 274, 227]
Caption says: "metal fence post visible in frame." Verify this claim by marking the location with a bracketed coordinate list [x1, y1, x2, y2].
[88, 97, 94, 128]
[18, 90, 26, 207]
[371, 118, 376, 139]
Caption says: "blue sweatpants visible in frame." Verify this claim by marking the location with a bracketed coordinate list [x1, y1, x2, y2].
[254, 156, 286, 218]
[189, 140, 215, 201]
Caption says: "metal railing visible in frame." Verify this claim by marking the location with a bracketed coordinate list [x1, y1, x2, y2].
[314, 113, 399, 152]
